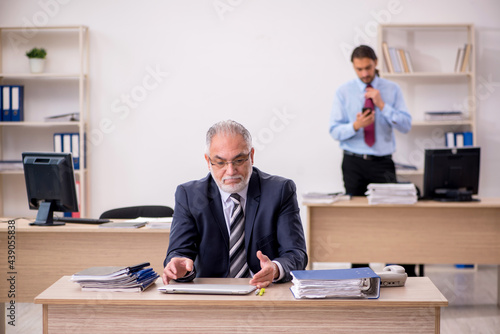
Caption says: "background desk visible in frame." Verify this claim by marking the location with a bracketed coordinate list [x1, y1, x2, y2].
[0, 218, 169, 303]
[35, 276, 447, 334]
[304, 197, 500, 305]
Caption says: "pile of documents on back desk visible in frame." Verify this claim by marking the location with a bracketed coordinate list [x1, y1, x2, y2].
[301, 192, 351, 204]
[290, 267, 380, 299]
[71, 262, 158, 292]
[365, 183, 418, 205]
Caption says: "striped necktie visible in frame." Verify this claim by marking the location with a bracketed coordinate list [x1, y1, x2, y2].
[229, 194, 249, 278]
[364, 83, 376, 147]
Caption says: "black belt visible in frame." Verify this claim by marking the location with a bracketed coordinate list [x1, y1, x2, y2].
[344, 150, 392, 161]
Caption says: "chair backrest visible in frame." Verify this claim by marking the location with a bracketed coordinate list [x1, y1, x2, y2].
[99, 205, 174, 219]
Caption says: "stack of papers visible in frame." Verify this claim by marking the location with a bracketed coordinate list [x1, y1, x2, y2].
[302, 192, 351, 204]
[71, 262, 159, 292]
[145, 217, 173, 229]
[365, 183, 418, 205]
[290, 267, 380, 299]
[0, 161, 23, 171]
[99, 217, 173, 229]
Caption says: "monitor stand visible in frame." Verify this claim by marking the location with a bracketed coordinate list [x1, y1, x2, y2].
[433, 189, 479, 202]
[30, 202, 66, 226]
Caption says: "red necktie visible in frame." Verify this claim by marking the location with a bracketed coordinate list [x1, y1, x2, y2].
[363, 84, 375, 147]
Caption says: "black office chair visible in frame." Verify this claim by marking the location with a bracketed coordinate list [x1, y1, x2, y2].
[99, 205, 174, 219]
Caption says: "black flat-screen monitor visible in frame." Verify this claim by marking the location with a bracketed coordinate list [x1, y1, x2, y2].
[22, 152, 79, 226]
[423, 147, 480, 202]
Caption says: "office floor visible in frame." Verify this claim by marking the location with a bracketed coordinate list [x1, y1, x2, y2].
[4, 265, 500, 334]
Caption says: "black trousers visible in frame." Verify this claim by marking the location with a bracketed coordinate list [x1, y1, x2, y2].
[342, 153, 397, 196]
[341, 153, 417, 277]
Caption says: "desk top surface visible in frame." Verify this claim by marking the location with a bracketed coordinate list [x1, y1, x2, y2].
[0, 218, 170, 233]
[303, 196, 500, 208]
[35, 276, 448, 308]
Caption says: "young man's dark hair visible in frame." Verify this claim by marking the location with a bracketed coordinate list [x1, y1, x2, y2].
[351, 45, 379, 76]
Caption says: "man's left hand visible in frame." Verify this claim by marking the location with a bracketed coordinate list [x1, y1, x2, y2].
[249, 250, 278, 289]
[365, 86, 385, 111]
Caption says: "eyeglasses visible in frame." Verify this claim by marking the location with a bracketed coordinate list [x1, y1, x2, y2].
[209, 153, 250, 170]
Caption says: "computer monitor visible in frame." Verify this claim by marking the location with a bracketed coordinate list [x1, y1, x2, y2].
[22, 152, 79, 226]
[423, 147, 480, 202]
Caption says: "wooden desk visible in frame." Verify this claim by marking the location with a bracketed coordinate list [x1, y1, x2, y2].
[0, 218, 169, 303]
[35, 276, 447, 334]
[304, 197, 500, 305]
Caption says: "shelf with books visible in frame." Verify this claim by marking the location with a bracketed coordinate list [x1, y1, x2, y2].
[0, 25, 89, 218]
[378, 24, 476, 189]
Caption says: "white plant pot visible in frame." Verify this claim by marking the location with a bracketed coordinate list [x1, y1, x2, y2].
[29, 58, 45, 73]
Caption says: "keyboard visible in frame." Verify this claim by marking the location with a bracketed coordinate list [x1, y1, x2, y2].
[53, 217, 111, 224]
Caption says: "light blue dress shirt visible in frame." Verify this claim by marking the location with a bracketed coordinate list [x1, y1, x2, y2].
[329, 75, 412, 156]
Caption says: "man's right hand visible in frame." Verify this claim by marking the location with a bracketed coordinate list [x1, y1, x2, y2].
[353, 109, 375, 131]
[162, 257, 194, 285]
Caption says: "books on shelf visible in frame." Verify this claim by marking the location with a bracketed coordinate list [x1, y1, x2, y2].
[384, 41, 472, 74]
[290, 267, 380, 299]
[445, 131, 473, 148]
[71, 262, 159, 292]
[1, 85, 24, 122]
[382, 42, 413, 74]
[302, 192, 351, 204]
[381, 42, 394, 73]
[424, 111, 465, 121]
[455, 44, 472, 73]
[365, 183, 418, 205]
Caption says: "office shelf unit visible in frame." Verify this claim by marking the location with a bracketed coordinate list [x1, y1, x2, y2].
[0, 26, 89, 217]
[377, 24, 476, 187]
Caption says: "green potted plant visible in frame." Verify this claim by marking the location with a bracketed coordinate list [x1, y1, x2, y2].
[25, 47, 47, 73]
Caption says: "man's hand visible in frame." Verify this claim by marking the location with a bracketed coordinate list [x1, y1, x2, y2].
[162, 257, 194, 285]
[353, 109, 375, 131]
[249, 250, 278, 289]
[365, 86, 385, 111]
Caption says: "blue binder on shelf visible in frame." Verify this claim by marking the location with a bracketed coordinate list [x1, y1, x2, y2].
[53, 132, 81, 170]
[0, 86, 2, 121]
[2, 86, 11, 122]
[463, 131, 473, 146]
[10, 85, 24, 122]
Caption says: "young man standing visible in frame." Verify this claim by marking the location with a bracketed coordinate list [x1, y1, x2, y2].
[329, 45, 412, 196]
[330, 45, 416, 276]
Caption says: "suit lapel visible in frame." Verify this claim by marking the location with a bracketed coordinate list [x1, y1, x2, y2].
[245, 168, 261, 250]
[207, 176, 230, 246]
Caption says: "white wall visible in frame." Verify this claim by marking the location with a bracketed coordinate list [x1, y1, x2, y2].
[1, 0, 499, 218]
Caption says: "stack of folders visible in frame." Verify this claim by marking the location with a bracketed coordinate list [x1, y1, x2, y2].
[302, 192, 352, 204]
[290, 267, 380, 299]
[365, 183, 418, 205]
[71, 262, 159, 292]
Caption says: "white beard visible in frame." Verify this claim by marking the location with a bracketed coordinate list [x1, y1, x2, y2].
[211, 165, 252, 193]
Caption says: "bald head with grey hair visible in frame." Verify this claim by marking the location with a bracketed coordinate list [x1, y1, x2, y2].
[205, 120, 253, 154]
